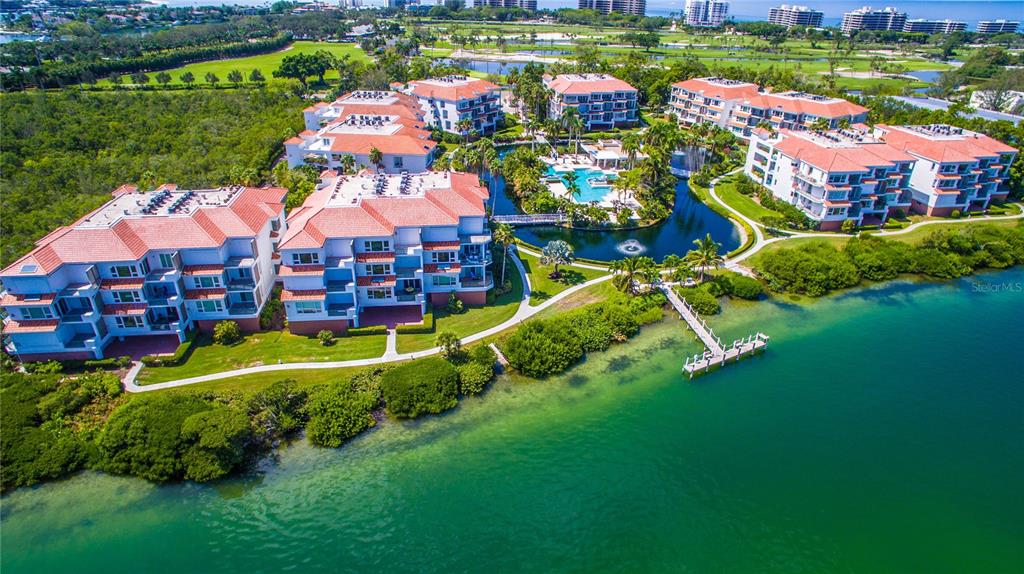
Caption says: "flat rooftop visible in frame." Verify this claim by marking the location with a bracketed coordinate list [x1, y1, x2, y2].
[319, 171, 465, 207]
[790, 126, 883, 148]
[412, 75, 475, 87]
[78, 186, 248, 228]
[319, 114, 405, 136]
[334, 91, 401, 106]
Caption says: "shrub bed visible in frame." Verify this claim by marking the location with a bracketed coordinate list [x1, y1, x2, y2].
[141, 330, 197, 367]
[380, 358, 459, 418]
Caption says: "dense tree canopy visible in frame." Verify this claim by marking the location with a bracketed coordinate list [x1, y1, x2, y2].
[0, 89, 303, 266]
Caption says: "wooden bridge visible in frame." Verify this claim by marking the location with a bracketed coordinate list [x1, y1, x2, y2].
[491, 213, 567, 226]
[661, 285, 769, 379]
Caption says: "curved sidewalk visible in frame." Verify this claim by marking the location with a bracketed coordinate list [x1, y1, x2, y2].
[124, 251, 611, 392]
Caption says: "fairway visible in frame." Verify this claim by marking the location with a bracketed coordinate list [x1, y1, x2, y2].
[101, 41, 370, 86]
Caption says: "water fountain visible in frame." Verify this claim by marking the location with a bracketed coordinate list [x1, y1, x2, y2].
[616, 239, 646, 256]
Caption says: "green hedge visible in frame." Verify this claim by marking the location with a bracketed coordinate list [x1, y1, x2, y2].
[140, 330, 197, 368]
[395, 311, 434, 335]
[347, 325, 388, 337]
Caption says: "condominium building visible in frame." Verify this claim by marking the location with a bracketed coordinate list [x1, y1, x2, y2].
[976, 20, 1019, 34]
[544, 74, 639, 131]
[902, 19, 967, 34]
[277, 170, 492, 334]
[873, 124, 1018, 216]
[0, 184, 286, 361]
[285, 90, 437, 173]
[473, 0, 537, 9]
[670, 77, 869, 139]
[768, 5, 823, 29]
[744, 126, 917, 230]
[401, 76, 504, 136]
[684, 0, 729, 28]
[840, 6, 907, 34]
[576, 0, 646, 16]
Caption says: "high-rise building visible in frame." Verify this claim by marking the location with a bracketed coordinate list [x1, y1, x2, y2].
[473, 0, 537, 10]
[977, 20, 1019, 34]
[577, 0, 646, 16]
[902, 19, 967, 34]
[767, 5, 823, 29]
[840, 6, 907, 34]
[683, 0, 729, 28]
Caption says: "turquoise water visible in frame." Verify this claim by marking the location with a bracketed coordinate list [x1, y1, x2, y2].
[546, 166, 617, 204]
[3, 269, 1023, 573]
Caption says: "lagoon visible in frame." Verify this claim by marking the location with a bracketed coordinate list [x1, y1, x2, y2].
[3, 269, 1023, 573]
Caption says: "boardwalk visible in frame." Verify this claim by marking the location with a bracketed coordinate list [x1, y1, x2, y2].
[661, 285, 769, 379]
[491, 213, 566, 226]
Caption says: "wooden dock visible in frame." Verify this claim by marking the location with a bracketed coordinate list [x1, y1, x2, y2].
[661, 286, 769, 379]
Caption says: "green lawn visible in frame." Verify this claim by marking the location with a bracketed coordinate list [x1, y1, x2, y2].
[158, 366, 370, 396]
[714, 173, 784, 223]
[395, 257, 526, 353]
[100, 41, 370, 87]
[136, 329, 387, 385]
[517, 249, 609, 305]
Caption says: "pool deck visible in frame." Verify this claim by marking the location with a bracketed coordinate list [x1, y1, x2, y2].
[542, 155, 641, 210]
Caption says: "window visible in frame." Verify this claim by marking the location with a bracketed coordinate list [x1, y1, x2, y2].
[393, 156, 403, 168]
[21, 307, 53, 320]
[366, 263, 391, 275]
[159, 253, 174, 269]
[367, 288, 392, 299]
[292, 252, 320, 265]
[196, 276, 221, 289]
[363, 240, 390, 252]
[432, 275, 456, 287]
[250, 239, 259, 260]
[197, 300, 223, 313]
[116, 316, 144, 329]
[433, 252, 454, 263]
[140, 258, 150, 275]
[110, 265, 138, 278]
[113, 291, 141, 303]
[295, 301, 322, 314]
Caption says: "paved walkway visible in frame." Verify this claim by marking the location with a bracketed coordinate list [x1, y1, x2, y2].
[124, 248, 612, 392]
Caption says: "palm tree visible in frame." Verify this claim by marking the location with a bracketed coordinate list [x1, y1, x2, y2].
[684, 233, 723, 282]
[609, 256, 657, 295]
[368, 147, 384, 172]
[562, 170, 582, 203]
[621, 132, 642, 169]
[492, 222, 515, 288]
[540, 240, 574, 278]
[456, 118, 473, 140]
[561, 108, 584, 156]
[339, 154, 355, 175]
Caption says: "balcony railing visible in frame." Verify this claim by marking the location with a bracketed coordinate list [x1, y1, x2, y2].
[459, 273, 493, 288]
[397, 292, 423, 303]
[327, 304, 354, 317]
[326, 280, 353, 293]
[226, 279, 256, 291]
[228, 304, 258, 316]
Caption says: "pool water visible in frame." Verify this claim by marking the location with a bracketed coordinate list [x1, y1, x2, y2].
[547, 166, 617, 203]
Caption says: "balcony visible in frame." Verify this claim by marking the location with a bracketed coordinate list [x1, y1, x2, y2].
[326, 256, 354, 269]
[149, 321, 182, 332]
[327, 303, 355, 317]
[228, 304, 258, 316]
[326, 279, 353, 293]
[226, 278, 256, 291]
[225, 256, 255, 268]
[396, 291, 423, 303]
[146, 267, 180, 283]
[64, 333, 97, 349]
[459, 273, 493, 288]
[395, 266, 421, 279]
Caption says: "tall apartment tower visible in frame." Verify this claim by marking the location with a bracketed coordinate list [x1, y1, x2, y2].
[840, 6, 908, 34]
[767, 5, 824, 28]
[473, 0, 538, 10]
[902, 19, 967, 34]
[684, 0, 730, 28]
[577, 0, 646, 16]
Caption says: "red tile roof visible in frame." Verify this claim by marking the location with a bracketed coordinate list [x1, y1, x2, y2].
[406, 78, 500, 102]
[422, 240, 461, 251]
[424, 263, 461, 273]
[279, 264, 326, 276]
[356, 275, 397, 287]
[672, 78, 761, 101]
[3, 318, 60, 333]
[877, 124, 1018, 164]
[0, 292, 56, 306]
[756, 92, 868, 119]
[184, 288, 226, 300]
[280, 289, 327, 301]
[546, 74, 636, 95]
[1, 186, 285, 278]
[355, 252, 396, 263]
[280, 172, 489, 250]
[182, 264, 225, 276]
[773, 130, 914, 173]
[100, 278, 145, 290]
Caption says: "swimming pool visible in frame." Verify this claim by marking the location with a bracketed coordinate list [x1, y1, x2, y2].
[546, 166, 617, 203]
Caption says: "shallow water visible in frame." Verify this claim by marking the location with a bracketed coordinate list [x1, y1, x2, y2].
[3, 269, 1023, 573]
